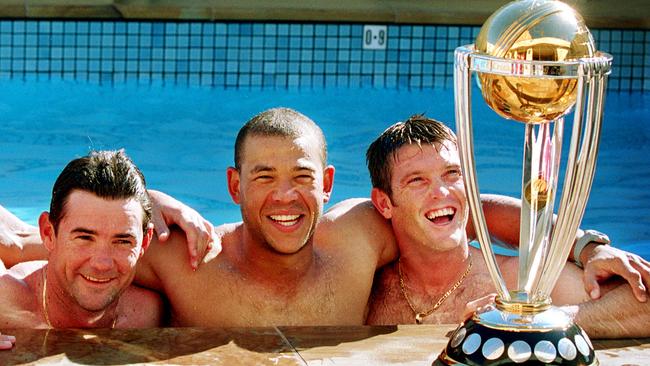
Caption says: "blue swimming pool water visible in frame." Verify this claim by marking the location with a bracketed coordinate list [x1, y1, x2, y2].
[1, 80, 648, 259]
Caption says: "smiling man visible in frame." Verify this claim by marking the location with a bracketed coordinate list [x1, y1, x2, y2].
[0, 150, 162, 329]
[135, 107, 394, 325]
[364, 115, 650, 338]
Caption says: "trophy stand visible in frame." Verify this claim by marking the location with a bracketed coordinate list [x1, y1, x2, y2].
[438, 0, 612, 365]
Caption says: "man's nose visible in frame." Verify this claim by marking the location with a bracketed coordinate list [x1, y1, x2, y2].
[272, 180, 299, 202]
[429, 180, 450, 198]
[88, 247, 114, 271]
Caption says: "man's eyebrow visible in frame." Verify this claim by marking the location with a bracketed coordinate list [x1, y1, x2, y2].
[70, 228, 97, 235]
[293, 165, 316, 173]
[400, 170, 425, 181]
[114, 233, 137, 240]
[70, 228, 136, 239]
[250, 165, 275, 174]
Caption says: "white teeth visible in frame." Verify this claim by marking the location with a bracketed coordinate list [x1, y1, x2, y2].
[426, 207, 455, 220]
[83, 275, 111, 283]
[269, 215, 300, 226]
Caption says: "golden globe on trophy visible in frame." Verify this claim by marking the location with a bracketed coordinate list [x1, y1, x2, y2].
[438, 0, 612, 365]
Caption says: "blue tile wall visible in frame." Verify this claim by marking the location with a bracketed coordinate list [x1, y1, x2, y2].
[0, 20, 646, 92]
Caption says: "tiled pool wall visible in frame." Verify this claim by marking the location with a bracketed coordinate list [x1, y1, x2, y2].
[0, 20, 647, 91]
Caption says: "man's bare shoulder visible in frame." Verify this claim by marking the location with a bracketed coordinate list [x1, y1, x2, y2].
[318, 199, 396, 263]
[119, 285, 164, 327]
[199, 222, 242, 264]
[214, 222, 242, 247]
[140, 223, 242, 292]
[0, 261, 43, 327]
[144, 222, 239, 270]
[320, 198, 376, 229]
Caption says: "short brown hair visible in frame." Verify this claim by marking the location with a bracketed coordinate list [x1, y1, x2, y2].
[366, 114, 456, 197]
[49, 149, 152, 233]
[233, 107, 327, 170]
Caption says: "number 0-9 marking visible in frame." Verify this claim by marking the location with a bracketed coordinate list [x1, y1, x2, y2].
[363, 25, 387, 50]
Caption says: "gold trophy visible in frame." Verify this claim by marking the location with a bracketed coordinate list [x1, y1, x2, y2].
[438, 0, 611, 365]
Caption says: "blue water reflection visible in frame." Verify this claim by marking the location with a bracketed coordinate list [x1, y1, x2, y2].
[0, 80, 647, 259]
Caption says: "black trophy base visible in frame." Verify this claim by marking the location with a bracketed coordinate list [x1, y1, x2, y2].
[435, 306, 598, 365]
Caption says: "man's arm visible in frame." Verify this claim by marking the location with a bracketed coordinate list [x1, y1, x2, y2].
[0, 192, 219, 269]
[147, 190, 220, 269]
[134, 223, 234, 292]
[579, 244, 649, 301]
[567, 284, 650, 338]
[544, 262, 650, 339]
[0, 205, 47, 268]
[548, 263, 650, 338]
[322, 198, 398, 267]
[463, 276, 650, 339]
[477, 194, 650, 302]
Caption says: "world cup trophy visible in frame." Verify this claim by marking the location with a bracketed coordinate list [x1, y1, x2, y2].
[437, 0, 611, 365]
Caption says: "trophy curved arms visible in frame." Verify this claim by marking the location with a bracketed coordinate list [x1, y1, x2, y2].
[455, 47, 612, 302]
[454, 45, 510, 301]
[536, 54, 612, 297]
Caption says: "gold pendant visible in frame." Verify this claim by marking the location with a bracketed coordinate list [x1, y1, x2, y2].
[415, 313, 424, 324]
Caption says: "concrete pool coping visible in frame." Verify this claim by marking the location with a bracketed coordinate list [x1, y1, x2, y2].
[0, 0, 648, 29]
[0, 325, 648, 364]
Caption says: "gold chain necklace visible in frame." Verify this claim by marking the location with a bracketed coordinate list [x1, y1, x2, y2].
[41, 267, 118, 329]
[397, 255, 473, 324]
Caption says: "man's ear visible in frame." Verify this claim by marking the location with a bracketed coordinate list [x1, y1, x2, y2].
[38, 212, 56, 252]
[226, 167, 241, 204]
[371, 188, 394, 219]
[322, 165, 335, 203]
[139, 223, 154, 257]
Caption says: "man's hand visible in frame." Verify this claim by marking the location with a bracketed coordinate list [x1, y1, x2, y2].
[581, 243, 650, 302]
[0, 204, 31, 251]
[148, 190, 221, 270]
[0, 205, 44, 267]
[0, 332, 15, 350]
[0, 229, 22, 252]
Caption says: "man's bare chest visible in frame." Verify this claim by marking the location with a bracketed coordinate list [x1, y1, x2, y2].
[167, 261, 375, 326]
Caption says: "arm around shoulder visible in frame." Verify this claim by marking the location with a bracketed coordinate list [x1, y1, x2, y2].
[0, 206, 47, 267]
[569, 283, 650, 338]
[323, 198, 398, 267]
[472, 194, 521, 248]
[551, 261, 650, 338]
[134, 228, 192, 292]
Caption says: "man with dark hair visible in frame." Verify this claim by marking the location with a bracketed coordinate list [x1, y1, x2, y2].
[363, 115, 650, 338]
[0, 150, 163, 328]
[135, 107, 388, 325]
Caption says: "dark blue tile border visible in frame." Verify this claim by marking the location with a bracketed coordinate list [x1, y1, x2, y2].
[0, 20, 646, 92]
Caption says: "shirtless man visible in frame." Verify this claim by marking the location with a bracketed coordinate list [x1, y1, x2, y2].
[135, 107, 397, 325]
[135, 107, 645, 327]
[0, 150, 163, 329]
[364, 115, 650, 338]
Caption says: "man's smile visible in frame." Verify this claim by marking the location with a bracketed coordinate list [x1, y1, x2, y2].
[268, 214, 303, 227]
[425, 207, 456, 225]
[81, 274, 114, 284]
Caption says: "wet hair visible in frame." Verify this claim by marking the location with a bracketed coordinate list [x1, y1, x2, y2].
[48, 149, 152, 233]
[366, 114, 457, 197]
[233, 107, 327, 169]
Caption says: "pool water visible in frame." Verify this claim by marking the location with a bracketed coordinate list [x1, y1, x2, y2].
[1, 80, 648, 259]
